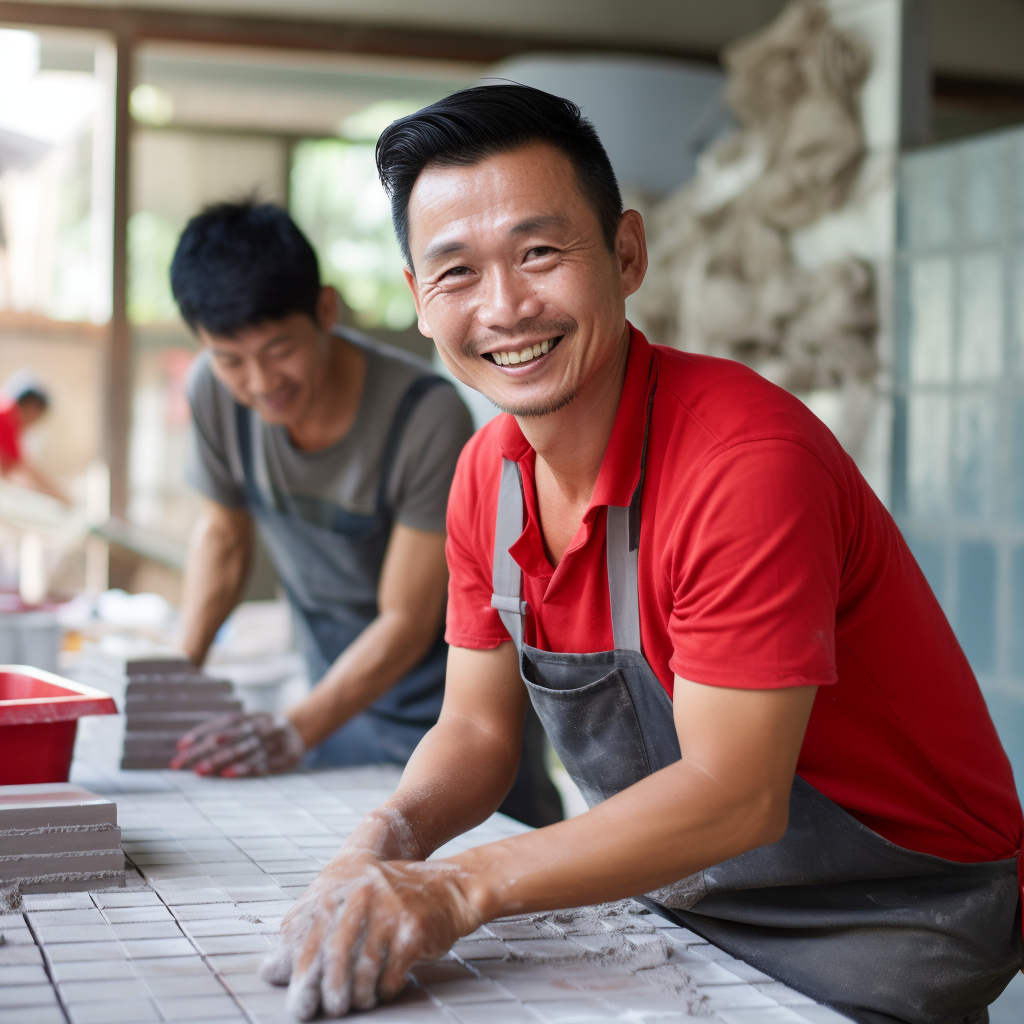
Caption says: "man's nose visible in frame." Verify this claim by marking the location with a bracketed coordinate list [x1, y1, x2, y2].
[246, 359, 274, 396]
[477, 265, 543, 331]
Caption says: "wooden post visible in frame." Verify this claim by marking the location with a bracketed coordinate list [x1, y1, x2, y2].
[108, 23, 133, 521]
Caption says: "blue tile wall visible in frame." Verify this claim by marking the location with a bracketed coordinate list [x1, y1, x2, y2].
[895, 125, 1024, 794]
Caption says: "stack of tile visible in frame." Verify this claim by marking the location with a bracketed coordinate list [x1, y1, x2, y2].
[0, 782, 124, 893]
[78, 651, 245, 769]
[119, 660, 243, 770]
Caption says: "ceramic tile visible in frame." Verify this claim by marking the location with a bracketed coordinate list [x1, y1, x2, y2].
[103, 906, 175, 924]
[0, 963, 49, 984]
[191, 933, 272, 955]
[699, 985, 780, 1011]
[2, 1007, 67, 1024]
[204, 951, 270, 973]
[67, 997, 161, 1023]
[0, 983, 60, 1007]
[60, 977, 151, 1002]
[143, 972, 226, 997]
[110, 921, 184, 940]
[44, 940, 126, 962]
[51, 958, 139, 982]
[718, 1009, 812, 1024]
[156, 993, 242, 1019]
[450, 1004, 547, 1024]
[121, 937, 197, 958]
[35, 924, 116, 944]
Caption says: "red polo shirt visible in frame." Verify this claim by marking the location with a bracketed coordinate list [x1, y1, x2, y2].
[0, 398, 23, 472]
[446, 326, 1023, 871]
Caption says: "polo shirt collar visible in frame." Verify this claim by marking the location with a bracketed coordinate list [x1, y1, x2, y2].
[497, 324, 654, 509]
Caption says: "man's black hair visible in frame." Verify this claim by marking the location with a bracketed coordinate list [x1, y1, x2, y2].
[170, 200, 321, 336]
[16, 390, 48, 409]
[375, 84, 622, 267]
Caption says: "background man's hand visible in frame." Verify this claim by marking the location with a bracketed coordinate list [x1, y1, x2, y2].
[170, 711, 306, 776]
[261, 851, 482, 1019]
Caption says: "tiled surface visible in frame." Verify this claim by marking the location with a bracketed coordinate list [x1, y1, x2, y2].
[0, 715, 848, 1023]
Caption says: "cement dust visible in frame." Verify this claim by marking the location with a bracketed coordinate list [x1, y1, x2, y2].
[496, 900, 712, 1017]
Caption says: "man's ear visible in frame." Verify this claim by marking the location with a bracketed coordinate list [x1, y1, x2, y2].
[316, 285, 339, 332]
[404, 267, 433, 338]
[616, 209, 648, 300]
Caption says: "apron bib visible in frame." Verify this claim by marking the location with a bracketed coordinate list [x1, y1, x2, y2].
[489, 421, 1022, 1024]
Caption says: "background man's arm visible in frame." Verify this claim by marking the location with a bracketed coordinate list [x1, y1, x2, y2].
[179, 498, 254, 666]
[267, 642, 816, 1018]
[287, 523, 448, 749]
[173, 522, 449, 774]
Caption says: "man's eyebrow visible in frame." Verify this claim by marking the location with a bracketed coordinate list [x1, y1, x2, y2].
[419, 239, 469, 265]
[509, 214, 571, 236]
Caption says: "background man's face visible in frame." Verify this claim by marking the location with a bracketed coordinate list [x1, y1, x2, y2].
[404, 143, 642, 417]
[199, 312, 331, 428]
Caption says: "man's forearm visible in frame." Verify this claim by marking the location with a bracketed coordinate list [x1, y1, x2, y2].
[179, 504, 252, 665]
[287, 608, 444, 749]
[450, 754, 789, 922]
[333, 705, 524, 864]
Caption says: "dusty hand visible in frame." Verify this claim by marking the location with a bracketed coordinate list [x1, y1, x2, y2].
[261, 851, 483, 1019]
[169, 711, 306, 776]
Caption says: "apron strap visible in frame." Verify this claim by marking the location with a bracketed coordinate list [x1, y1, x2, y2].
[491, 457, 527, 655]
[374, 375, 451, 517]
[606, 505, 641, 653]
[234, 374, 451, 519]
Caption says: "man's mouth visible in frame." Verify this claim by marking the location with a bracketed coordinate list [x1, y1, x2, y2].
[486, 336, 563, 366]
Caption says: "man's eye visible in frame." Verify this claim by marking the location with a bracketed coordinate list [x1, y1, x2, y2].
[439, 266, 472, 280]
[526, 246, 557, 260]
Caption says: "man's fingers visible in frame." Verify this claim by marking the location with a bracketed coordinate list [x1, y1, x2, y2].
[321, 888, 372, 1017]
[287, 907, 333, 1022]
[350, 935, 389, 1012]
[260, 941, 293, 987]
[175, 712, 245, 750]
[377, 920, 422, 1003]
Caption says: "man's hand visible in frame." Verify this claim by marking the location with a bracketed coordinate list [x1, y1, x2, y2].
[262, 852, 482, 1019]
[169, 711, 306, 776]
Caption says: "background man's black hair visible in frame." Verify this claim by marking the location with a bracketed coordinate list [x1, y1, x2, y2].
[375, 83, 623, 267]
[170, 200, 321, 337]
[16, 390, 48, 409]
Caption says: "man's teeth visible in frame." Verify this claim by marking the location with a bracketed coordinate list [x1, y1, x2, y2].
[490, 340, 551, 365]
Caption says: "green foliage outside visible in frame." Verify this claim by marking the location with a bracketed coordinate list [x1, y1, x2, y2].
[290, 138, 416, 332]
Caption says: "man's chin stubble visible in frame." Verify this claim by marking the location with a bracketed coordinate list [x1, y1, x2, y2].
[494, 385, 580, 418]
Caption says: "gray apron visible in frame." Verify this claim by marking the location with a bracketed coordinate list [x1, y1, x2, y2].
[489, 400, 1022, 1024]
[235, 377, 562, 828]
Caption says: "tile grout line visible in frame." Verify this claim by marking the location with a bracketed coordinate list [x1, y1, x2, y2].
[124, 849, 259, 1024]
[22, 908, 72, 1024]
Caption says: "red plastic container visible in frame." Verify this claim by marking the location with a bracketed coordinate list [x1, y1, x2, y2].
[0, 666, 117, 784]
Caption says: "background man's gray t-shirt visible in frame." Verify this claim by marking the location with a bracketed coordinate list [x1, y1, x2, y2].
[186, 330, 474, 534]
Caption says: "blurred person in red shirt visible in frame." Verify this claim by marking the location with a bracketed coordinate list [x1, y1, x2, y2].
[0, 371, 68, 503]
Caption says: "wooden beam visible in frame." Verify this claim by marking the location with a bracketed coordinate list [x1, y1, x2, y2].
[108, 24, 133, 520]
[0, 1, 720, 65]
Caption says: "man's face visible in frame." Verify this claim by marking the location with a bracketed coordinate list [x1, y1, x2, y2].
[16, 399, 46, 430]
[405, 143, 646, 417]
[198, 288, 336, 427]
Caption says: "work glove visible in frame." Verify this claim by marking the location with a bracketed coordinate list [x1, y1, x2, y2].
[169, 711, 306, 777]
[261, 849, 483, 1019]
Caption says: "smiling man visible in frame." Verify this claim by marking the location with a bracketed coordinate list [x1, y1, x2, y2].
[164, 201, 561, 829]
[263, 87, 1024, 1024]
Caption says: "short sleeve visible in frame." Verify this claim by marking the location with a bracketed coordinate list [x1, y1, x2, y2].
[444, 430, 509, 649]
[667, 439, 845, 689]
[184, 357, 246, 509]
[390, 382, 474, 534]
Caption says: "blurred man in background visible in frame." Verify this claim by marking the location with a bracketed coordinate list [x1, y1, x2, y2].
[167, 201, 561, 828]
[0, 371, 67, 503]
